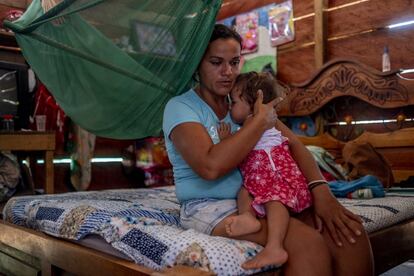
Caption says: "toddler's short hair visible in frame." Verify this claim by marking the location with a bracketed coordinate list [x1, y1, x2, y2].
[234, 72, 282, 106]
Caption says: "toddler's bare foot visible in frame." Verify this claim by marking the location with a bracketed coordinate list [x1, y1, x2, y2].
[242, 247, 288, 270]
[224, 213, 261, 237]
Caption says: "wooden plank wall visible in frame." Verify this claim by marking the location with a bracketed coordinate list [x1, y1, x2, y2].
[2, 0, 413, 86]
[2, 1, 413, 190]
[0, 1, 29, 22]
[219, 0, 414, 84]
[0, 0, 27, 62]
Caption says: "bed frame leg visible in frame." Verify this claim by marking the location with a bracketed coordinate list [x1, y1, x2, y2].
[41, 260, 60, 276]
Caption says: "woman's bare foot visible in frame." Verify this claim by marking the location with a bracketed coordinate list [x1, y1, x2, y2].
[242, 247, 288, 270]
[224, 213, 261, 237]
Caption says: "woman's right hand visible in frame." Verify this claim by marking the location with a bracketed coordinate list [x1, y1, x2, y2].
[312, 185, 363, 246]
[252, 90, 282, 129]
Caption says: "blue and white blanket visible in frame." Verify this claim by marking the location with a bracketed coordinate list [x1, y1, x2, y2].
[3, 187, 414, 275]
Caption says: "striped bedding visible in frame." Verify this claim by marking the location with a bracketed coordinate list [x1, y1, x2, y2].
[3, 187, 414, 275]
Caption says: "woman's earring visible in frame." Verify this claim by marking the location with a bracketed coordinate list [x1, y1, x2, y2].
[193, 71, 200, 83]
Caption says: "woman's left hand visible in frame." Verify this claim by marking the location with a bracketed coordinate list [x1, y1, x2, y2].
[312, 185, 363, 247]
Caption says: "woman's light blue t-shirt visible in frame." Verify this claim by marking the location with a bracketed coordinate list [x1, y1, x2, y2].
[162, 89, 242, 203]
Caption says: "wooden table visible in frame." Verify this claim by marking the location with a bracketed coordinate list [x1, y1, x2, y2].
[0, 131, 56, 194]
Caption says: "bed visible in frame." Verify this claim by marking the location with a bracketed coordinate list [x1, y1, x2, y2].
[1, 59, 414, 276]
[278, 58, 414, 274]
[278, 58, 414, 185]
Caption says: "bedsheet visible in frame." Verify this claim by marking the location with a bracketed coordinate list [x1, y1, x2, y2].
[340, 192, 414, 233]
[3, 187, 414, 275]
[3, 187, 265, 275]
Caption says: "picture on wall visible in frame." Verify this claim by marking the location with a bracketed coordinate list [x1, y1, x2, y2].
[220, 6, 275, 74]
[235, 12, 259, 55]
[268, 1, 295, 46]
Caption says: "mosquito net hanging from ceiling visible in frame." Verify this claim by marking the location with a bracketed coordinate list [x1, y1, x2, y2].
[5, 0, 222, 139]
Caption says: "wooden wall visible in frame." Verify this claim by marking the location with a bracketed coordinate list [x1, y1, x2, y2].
[2, 0, 413, 94]
[2, 0, 413, 190]
[219, 0, 414, 184]
[0, 0, 26, 63]
[219, 0, 414, 84]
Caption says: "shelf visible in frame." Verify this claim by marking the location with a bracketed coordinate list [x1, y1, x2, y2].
[0, 30, 14, 37]
[0, 30, 19, 49]
[0, 131, 56, 194]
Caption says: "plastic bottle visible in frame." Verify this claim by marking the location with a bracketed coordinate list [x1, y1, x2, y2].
[382, 46, 390, 72]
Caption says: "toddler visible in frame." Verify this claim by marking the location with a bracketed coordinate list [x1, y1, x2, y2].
[218, 72, 312, 269]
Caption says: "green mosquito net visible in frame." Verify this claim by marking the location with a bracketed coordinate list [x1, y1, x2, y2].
[5, 0, 222, 139]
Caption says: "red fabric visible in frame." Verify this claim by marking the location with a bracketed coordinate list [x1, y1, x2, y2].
[240, 141, 312, 216]
[32, 83, 67, 145]
[321, 170, 336, 182]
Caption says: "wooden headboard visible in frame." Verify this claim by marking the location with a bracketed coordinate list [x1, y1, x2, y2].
[278, 59, 414, 183]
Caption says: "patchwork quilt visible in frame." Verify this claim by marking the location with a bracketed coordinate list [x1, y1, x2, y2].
[3, 187, 414, 275]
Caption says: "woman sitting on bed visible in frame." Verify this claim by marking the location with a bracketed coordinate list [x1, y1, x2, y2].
[162, 24, 374, 275]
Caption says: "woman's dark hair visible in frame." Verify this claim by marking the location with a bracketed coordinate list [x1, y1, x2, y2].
[210, 24, 242, 49]
[234, 72, 283, 107]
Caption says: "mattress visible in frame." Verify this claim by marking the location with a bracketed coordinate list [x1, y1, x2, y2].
[3, 186, 414, 275]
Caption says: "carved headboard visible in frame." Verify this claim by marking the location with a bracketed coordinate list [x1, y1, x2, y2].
[278, 59, 414, 184]
[279, 59, 414, 117]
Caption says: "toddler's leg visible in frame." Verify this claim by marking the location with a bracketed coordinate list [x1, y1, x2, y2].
[224, 187, 261, 237]
[242, 201, 289, 270]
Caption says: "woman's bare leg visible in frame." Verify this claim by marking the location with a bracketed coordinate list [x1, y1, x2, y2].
[212, 215, 332, 276]
[223, 187, 261, 237]
[297, 208, 374, 276]
[237, 186, 256, 215]
[242, 201, 289, 269]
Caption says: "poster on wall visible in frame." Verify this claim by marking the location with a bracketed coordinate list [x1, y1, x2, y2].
[269, 1, 295, 47]
[218, 0, 294, 74]
[235, 12, 259, 55]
